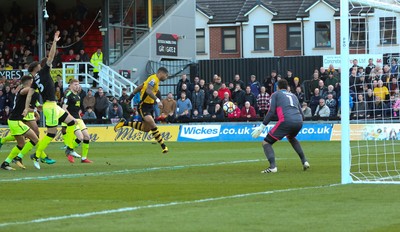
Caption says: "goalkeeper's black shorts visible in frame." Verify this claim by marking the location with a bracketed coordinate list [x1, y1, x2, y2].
[265, 121, 303, 144]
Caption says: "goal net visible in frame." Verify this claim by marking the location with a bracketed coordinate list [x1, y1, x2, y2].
[342, 0, 400, 183]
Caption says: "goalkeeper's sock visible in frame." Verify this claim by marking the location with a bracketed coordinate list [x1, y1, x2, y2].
[1, 134, 16, 145]
[262, 143, 276, 168]
[151, 127, 166, 149]
[5, 146, 22, 163]
[288, 137, 307, 164]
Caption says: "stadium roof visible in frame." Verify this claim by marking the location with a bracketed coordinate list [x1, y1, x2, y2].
[196, 0, 372, 23]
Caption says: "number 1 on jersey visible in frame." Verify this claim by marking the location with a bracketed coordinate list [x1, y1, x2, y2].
[286, 94, 294, 107]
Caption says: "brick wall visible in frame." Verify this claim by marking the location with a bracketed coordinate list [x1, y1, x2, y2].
[209, 27, 241, 59]
[274, 24, 301, 56]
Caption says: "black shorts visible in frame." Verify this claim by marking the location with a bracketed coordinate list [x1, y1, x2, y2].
[265, 121, 303, 144]
[138, 103, 154, 118]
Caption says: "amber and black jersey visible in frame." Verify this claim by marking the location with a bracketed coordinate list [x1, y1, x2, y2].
[31, 64, 56, 101]
[64, 91, 81, 119]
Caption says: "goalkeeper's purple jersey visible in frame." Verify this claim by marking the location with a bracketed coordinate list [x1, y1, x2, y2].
[263, 90, 303, 125]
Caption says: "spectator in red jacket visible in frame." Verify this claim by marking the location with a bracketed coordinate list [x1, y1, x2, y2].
[227, 104, 241, 119]
[240, 101, 256, 119]
[218, 83, 231, 100]
[63, 49, 75, 62]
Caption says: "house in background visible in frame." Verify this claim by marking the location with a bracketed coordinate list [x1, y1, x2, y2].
[196, 0, 399, 60]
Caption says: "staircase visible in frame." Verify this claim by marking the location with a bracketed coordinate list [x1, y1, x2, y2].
[62, 62, 136, 97]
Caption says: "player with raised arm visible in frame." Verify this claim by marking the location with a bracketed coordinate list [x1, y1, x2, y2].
[24, 31, 77, 169]
[63, 79, 92, 163]
[251, 79, 310, 173]
[1, 76, 39, 170]
[114, 67, 169, 153]
[0, 91, 48, 168]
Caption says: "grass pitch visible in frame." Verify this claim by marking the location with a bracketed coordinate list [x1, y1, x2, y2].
[0, 141, 399, 232]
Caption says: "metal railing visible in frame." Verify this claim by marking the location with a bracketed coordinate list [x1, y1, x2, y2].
[98, 63, 137, 96]
[62, 62, 137, 97]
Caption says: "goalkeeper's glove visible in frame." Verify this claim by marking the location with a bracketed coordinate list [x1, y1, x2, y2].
[251, 124, 266, 138]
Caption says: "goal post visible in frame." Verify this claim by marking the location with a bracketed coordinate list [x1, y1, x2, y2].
[341, 0, 400, 184]
[341, 0, 351, 184]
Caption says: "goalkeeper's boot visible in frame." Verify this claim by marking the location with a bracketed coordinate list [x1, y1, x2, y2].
[1, 161, 15, 171]
[114, 118, 126, 132]
[12, 156, 26, 169]
[303, 161, 310, 171]
[41, 157, 56, 165]
[30, 154, 40, 170]
[261, 167, 277, 174]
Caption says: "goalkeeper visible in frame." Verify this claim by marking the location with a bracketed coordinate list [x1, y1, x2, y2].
[251, 79, 309, 173]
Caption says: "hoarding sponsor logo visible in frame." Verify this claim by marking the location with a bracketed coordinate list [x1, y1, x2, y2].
[180, 125, 221, 140]
[115, 128, 173, 141]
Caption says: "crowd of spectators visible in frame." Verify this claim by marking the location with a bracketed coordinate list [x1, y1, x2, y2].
[0, 76, 21, 124]
[155, 73, 268, 123]
[0, 2, 103, 124]
[19, 57, 395, 125]
[152, 57, 400, 123]
[0, 1, 92, 72]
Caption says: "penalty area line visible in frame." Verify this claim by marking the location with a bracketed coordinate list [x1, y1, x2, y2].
[0, 159, 270, 182]
[0, 183, 341, 228]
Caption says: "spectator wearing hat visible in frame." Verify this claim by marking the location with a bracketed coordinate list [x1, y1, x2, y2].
[325, 72, 339, 90]
[292, 77, 301, 93]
